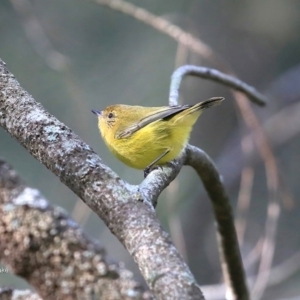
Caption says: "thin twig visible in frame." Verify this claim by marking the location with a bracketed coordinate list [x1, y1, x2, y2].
[91, 0, 221, 65]
[235, 135, 255, 246]
[234, 92, 280, 300]
[235, 166, 254, 245]
[267, 249, 300, 287]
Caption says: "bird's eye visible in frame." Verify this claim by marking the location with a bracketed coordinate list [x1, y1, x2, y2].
[108, 112, 114, 119]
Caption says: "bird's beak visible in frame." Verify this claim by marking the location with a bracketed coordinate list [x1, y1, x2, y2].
[91, 109, 102, 116]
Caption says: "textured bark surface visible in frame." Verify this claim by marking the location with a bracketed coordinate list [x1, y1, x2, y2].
[0, 59, 204, 299]
[0, 159, 147, 300]
[0, 288, 42, 300]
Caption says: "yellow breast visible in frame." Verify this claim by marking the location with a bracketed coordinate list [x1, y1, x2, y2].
[101, 117, 195, 169]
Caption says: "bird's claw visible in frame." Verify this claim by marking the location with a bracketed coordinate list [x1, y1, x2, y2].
[143, 165, 163, 178]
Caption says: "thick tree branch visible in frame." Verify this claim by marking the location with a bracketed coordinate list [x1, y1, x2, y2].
[0, 59, 205, 299]
[0, 158, 148, 300]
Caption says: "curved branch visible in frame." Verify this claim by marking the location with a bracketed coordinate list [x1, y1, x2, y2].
[184, 145, 248, 300]
[169, 65, 267, 106]
[93, 1, 266, 108]
[0, 59, 204, 299]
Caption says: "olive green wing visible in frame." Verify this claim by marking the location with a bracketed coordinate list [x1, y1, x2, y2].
[115, 105, 190, 139]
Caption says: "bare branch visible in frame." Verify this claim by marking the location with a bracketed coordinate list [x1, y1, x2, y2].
[0, 59, 205, 299]
[235, 166, 254, 245]
[184, 145, 249, 300]
[169, 65, 267, 106]
[140, 144, 250, 299]
[92, 1, 266, 107]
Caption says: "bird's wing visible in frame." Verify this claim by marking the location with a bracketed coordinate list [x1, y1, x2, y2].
[116, 105, 189, 139]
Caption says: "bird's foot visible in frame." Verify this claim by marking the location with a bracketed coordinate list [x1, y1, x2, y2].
[143, 165, 163, 178]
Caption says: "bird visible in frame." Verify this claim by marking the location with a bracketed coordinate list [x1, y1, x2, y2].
[92, 97, 224, 177]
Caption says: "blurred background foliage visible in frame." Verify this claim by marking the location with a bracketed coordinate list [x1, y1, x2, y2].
[1, 0, 300, 299]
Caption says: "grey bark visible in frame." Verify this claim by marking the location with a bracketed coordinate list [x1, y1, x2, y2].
[0, 158, 149, 300]
[0, 287, 42, 300]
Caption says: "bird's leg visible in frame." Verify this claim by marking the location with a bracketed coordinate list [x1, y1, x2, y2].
[143, 149, 170, 178]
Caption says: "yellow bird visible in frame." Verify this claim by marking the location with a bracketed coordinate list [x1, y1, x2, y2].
[92, 97, 224, 176]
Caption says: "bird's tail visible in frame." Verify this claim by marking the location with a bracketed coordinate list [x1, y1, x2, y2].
[190, 97, 224, 113]
[173, 97, 224, 125]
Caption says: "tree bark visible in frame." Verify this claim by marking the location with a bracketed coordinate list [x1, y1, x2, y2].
[0, 158, 150, 300]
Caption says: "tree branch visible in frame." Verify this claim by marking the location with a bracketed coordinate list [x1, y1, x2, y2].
[168, 68, 249, 300]
[139, 158, 184, 207]
[0, 158, 149, 300]
[185, 145, 248, 300]
[169, 65, 267, 106]
[0, 59, 205, 299]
